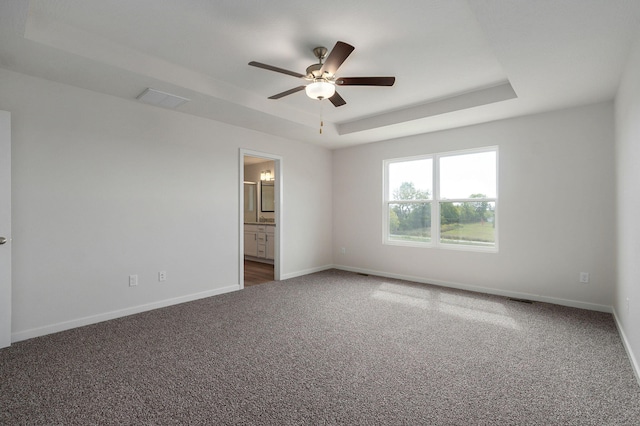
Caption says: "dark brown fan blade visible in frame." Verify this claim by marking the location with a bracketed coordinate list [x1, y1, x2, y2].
[248, 61, 305, 78]
[268, 86, 306, 99]
[336, 77, 395, 86]
[328, 91, 346, 107]
[320, 41, 355, 76]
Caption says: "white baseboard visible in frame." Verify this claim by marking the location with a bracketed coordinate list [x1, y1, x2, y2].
[332, 264, 612, 313]
[612, 308, 640, 386]
[11, 284, 240, 343]
[279, 264, 333, 281]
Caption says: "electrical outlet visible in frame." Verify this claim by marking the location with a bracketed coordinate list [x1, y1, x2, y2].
[626, 298, 630, 314]
[579, 272, 589, 283]
[340, 247, 346, 255]
[158, 271, 167, 282]
[129, 274, 138, 287]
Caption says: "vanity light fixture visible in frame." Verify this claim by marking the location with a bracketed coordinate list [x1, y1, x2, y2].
[260, 170, 273, 181]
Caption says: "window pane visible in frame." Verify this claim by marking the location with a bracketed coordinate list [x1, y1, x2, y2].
[440, 151, 496, 199]
[440, 201, 496, 247]
[389, 203, 431, 243]
[388, 159, 432, 200]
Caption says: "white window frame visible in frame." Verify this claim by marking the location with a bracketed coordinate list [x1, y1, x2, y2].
[383, 146, 498, 253]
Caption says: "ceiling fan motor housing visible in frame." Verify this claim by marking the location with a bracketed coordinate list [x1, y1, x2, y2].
[307, 46, 332, 79]
[306, 63, 324, 79]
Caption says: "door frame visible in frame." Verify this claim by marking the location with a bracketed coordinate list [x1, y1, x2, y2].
[0, 111, 11, 348]
[239, 149, 282, 288]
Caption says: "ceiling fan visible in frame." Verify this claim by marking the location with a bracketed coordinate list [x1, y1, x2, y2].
[248, 41, 395, 107]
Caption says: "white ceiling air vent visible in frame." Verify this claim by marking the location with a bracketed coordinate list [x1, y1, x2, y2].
[136, 88, 190, 109]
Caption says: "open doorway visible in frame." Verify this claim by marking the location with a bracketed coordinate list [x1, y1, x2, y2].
[239, 150, 281, 288]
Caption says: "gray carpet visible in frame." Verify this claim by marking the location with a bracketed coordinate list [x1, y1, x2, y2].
[2, 269, 640, 425]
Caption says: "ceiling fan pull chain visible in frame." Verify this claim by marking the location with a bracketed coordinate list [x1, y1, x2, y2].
[319, 100, 324, 134]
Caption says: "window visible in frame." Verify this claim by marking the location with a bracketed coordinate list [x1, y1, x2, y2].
[384, 147, 497, 251]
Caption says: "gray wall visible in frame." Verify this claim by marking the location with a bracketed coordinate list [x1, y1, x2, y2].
[1, 68, 333, 341]
[615, 30, 640, 380]
[332, 102, 616, 311]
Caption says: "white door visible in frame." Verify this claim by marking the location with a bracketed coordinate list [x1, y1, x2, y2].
[0, 111, 11, 348]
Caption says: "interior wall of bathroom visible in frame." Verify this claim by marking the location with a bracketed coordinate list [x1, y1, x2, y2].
[244, 160, 276, 222]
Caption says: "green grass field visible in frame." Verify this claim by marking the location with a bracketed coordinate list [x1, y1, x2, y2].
[390, 221, 494, 245]
[440, 222, 495, 243]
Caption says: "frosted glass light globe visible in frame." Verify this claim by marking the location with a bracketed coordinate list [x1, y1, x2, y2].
[305, 81, 336, 100]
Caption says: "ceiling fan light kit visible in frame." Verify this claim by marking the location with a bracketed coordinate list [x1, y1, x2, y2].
[249, 41, 395, 108]
[305, 80, 336, 100]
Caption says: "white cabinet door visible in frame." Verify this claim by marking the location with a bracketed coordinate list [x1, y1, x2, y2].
[244, 231, 258, 257]
[266, 229, 275, 260]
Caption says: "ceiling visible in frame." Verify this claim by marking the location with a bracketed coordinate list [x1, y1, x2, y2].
[1, 1, 640, 149]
